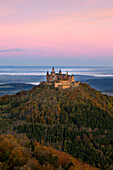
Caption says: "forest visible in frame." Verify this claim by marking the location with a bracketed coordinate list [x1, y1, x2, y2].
[0, 82, 113, 169]
[0, 134, 96, 169]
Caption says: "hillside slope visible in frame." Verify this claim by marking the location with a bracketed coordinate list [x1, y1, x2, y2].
[0, 82, 113, 169]
[0, 134, 97, 170]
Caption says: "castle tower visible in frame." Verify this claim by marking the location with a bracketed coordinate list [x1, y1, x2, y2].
[72, 74, 74, 82]
[59, 69, 62, 75]
[51, 66, 55, 76]
[46, 71, 49, 82]
[65, 71, 68, 79]
[52, 66, 54, 72]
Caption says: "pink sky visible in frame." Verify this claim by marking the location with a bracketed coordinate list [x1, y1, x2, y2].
[0, 0, 113, 65]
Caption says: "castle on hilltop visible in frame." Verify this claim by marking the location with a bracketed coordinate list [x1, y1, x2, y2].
[46, 67, 80, 89]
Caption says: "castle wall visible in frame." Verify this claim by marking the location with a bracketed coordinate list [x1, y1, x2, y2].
[71, 75, 74, 82]
[55, 81, 80, 89]
[55, 82, 62, 88]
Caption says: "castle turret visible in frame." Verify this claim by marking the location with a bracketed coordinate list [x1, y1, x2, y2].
[46, 71, 49, 82]
[52, 66, 54, 72]
[51, 66, 55, 76]
[59, 69, 62, 75]
[72, 74, 74, 82]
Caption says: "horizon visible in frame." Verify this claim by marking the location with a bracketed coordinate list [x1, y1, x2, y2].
[0, 65, 113, 68]
[0, 57, 113, 66]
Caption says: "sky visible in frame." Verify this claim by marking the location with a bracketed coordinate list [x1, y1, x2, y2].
[0, 0, 113, 66]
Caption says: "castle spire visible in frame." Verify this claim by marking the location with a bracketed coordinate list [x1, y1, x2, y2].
[52, 66, 54, 72]
[46, 70, 49, 82]
[59, 69, 62, 74]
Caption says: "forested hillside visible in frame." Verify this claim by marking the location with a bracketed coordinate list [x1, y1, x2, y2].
[0, 134, 96, 169]
[0, 82, 113, 169]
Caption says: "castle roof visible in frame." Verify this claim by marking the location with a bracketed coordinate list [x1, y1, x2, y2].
[46, 67, 74, 83]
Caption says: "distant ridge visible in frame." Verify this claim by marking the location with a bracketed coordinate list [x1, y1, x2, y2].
[0, 83, 35, 97]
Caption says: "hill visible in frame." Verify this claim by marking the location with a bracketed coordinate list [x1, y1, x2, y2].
[0, 82, 113, 169]
[0, 83, 35, 97]
[85, 78, 113, 92]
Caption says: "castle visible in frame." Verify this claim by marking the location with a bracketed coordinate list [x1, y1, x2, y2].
[46, 67, 80, 89]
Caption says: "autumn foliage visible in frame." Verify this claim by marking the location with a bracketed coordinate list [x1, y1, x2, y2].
[0, 134, 97, 170]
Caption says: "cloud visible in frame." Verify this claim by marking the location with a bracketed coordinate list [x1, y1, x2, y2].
[32, 49, 46, 52]
[0, 48, 24, 52]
